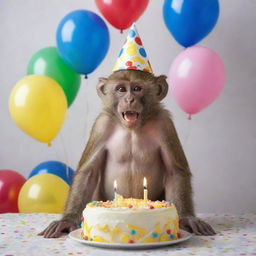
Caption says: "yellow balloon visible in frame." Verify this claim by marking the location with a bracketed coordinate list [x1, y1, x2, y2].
[9, 75, 67, 143]
[18, 173, 69, 213]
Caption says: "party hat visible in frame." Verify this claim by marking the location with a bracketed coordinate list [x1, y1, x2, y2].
[113, 23, 153, 73]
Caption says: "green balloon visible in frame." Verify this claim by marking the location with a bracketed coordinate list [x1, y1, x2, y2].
[27, 47, 81, 107]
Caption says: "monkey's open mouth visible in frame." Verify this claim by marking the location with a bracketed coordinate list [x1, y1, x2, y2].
[122, 111, 139, 125]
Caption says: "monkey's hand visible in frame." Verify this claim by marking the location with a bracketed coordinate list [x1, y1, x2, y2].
[38, 220, 78, 238]
[179, 216, 216, 236]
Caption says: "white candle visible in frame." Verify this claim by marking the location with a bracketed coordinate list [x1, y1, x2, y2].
[114, 180, 118, 205]
[143, 177, 148, 202]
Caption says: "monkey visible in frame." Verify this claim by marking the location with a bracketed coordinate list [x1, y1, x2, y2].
[39, 70, 216, 238]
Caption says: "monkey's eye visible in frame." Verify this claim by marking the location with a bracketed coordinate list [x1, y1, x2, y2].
[133, 85, 142, 92]
[116, 86, 126, 92]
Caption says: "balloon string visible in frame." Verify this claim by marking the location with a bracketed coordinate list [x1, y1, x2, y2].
[48, 142, 52, 147]
[82, 79, 90, 142]
[84, 75, 88, 79]
[187, 114, 192, 120]
[120, 29, 123, 34]
[183, 118, 193, 148]
[59, 132, 71, 182]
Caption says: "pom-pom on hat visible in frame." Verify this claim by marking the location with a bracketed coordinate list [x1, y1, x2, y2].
[112, 23, 153, 73]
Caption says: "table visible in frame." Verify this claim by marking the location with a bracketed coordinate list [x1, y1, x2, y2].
[0, 213, 256, 256]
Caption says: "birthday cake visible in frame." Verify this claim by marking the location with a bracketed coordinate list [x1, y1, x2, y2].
[80, 196, 180, 244]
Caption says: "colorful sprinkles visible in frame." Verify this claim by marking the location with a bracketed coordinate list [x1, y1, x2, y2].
[152, 232, 158, 238]
[0, 213, 256, 255]
[130, 229, 136, 235]
[86, 197, 173, 209]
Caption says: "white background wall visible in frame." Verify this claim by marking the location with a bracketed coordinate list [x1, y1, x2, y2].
[1, 0, 255, 214]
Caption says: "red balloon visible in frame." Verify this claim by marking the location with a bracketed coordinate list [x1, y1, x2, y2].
[0, 170, 26, 213]
[95, 0, 149, 31]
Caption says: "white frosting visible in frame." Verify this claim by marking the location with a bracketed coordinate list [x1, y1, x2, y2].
[82, 205, 179, 243]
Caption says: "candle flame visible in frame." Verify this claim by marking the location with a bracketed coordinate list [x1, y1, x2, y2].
[143, 177, 147, 188]
[114, 180, 117, 190]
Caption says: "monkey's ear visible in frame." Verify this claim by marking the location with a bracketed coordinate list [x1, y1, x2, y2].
[97, 77, 108, 98]
[155, 75, 168, 101]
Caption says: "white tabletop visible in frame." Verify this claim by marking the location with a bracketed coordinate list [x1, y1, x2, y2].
[0, 213, 256, 256]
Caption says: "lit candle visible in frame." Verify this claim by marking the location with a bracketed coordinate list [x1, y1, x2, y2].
[143, 177, 148, 202]
[114, 180, 118, 206]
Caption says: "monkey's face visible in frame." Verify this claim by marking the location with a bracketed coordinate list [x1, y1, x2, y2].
[97, 70, 169, 129]
[114, 80, 145, 128]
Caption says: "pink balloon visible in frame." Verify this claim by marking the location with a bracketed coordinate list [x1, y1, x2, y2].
[169, 46, 225, 118]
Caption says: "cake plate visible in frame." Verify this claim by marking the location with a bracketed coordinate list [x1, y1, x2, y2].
[69, 228, 192, 249]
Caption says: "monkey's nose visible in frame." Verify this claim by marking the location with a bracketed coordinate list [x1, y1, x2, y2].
[126, 97, 135, 104]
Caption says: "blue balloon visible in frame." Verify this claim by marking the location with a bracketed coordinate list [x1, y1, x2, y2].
[163, 0, 219, 47]
[28, 161, 75, 185]
[56, 10, 110, 75]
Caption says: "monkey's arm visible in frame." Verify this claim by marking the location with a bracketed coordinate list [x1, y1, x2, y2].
[39, 114, 110, 238]
[160, 115, 215, 235]
[62, 142, 106, 223]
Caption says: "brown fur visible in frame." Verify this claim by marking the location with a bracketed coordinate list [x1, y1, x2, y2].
[39, 70, 215, 238]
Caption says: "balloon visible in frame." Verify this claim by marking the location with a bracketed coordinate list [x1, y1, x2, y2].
[27, 47, 81, 107]
[29, 161, 74, 185]
[18, 173, 69, 213]
[169, 46, 225, 117]
[0, 170, 26, 213]
[56, 10, 110, 75]
[95, 0, 149, 31]
[9, 75, 67, 144]
[163, 0, 219, 47]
